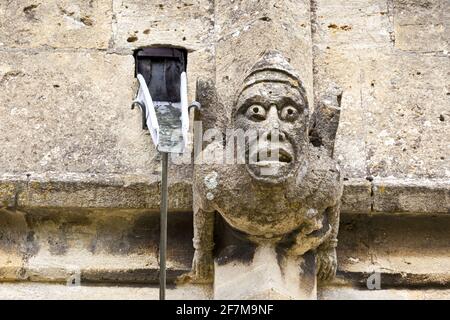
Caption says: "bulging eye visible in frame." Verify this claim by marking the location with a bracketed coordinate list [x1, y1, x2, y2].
[245, 104, 266, 121]
[280, 105, 299, 121]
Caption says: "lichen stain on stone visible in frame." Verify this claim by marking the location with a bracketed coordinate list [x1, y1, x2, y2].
[328, 24, 352, 31]
[204, 171, 218, 190]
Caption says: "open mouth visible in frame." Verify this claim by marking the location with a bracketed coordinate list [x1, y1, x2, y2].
[252, 148, 293, 166]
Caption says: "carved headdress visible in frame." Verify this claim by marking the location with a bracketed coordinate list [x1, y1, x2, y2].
[236, 50, 308, 106]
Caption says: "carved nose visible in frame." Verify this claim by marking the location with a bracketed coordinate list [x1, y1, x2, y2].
[266, 130, 286, 142]
[266, 105, 281, 126]
[264, 105, 285, 142]
[266, 105, 278, 120]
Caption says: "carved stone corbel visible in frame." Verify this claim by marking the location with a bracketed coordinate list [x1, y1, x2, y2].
[179, 51, 343, 299]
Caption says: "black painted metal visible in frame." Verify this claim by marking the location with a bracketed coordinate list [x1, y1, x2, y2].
[133, 47, 188, 300]
[160, 152, 168, 300]
[134, 48, 187, 103]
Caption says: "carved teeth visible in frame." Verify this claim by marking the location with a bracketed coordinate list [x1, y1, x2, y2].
[253, 148, 292, 164]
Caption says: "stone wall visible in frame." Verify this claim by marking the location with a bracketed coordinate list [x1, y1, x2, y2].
[0, 0, 448, 298]
[1, 0, 448, 214]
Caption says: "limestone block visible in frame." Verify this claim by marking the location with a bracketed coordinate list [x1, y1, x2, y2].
[314, 0, 449, 179]
[315, 0, 449, 177]
[0, 209, 194, 283]
[393, 0, 447, 52]
[395, 24, 447, 52]
[372, 178, 450, 213]
[360, 52, 449, 178]
[214, 246, 316, 300]
[313, 1, 394, 179]
[0, 0, 112, 49]
[340, 179, 372, 214]
[0, 50, 154, 175]
[314, 0, 393, 50]
[112, 0, 214, 51]
[0, 180, 17, 208]
[0, 282, 212, 300]
[319, 287, 450, 300]
[394, 0, 444, 25]
[337, 214, 450, 287]
[0, 209, 28, 280]
[314, 49, 367, 178]
[13, 173, 192, 211]
[0, 50, 197, 210]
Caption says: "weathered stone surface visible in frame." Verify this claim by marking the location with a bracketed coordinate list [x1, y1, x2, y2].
[340, 179, 372, 214]
[215, 0, 314, 110]
[0, 282, 212, 300]
[0, 209, 28, 280]
[111, 0, 216, 106]
[180, 1, 343, 300]
[0, 0, 447, 212]
[0, 7, 214, 210]
[0, 282, 449, 300]
[395, 24, 446, 52]
[112, 0, 214, 51]
[2, 208, 448, 291]
[9, 173, 191, 211]
[0, 181, 17, 208]
[361, 52, 449, 179]
[317, 51, 367, 178]
[393, 0, 448, 52]
[214, 246, 316, 300]
[0, 50, 195, 182]
[372, 178, 450, 213]
[313, 0, 393, 51]
[0, 51, 142, 173]
[319, 287, 450, 300]
[337, 214, 450, 287]
[312, 1, 386, 178]
[111, 0, 216, 103]
[330, 49, 450, 178]
[185, 48, 216, 103]
[0, 0, 449, 301]
[314, 0, 449, 179]
[0, 0, 112, 49]
[5, 175, 448, 215]
[0, 209, 194, 283]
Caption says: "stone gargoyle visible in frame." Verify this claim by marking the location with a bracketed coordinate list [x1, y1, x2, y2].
[179, 50, 343, 284]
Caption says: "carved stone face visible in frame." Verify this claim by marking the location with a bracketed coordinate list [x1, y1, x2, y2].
[234, 81, 309, 184]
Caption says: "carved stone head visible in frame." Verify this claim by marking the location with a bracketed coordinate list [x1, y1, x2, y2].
[233, 51, 309, 184]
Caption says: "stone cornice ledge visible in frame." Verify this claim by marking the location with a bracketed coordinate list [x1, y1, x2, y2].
[342, 177, 450, 214]
[0, 173, 192, 212]
[0, 174, 448, 214]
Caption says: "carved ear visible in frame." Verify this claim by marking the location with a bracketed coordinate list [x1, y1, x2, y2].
[308, 86, 342, 157]
[195, 78, 220, 131]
